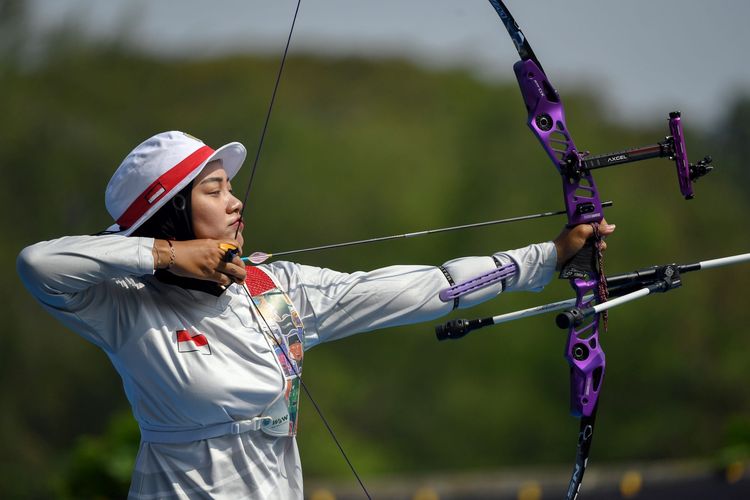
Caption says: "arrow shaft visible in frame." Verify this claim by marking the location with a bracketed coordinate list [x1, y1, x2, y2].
[245, 201, 613, 262]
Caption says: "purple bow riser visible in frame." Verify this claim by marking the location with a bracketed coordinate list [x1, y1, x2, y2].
[513, 59, 604, 227]
[566, 277, 605, 417]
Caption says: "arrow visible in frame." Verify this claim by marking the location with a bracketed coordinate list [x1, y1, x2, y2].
[242, 201, 613, 264]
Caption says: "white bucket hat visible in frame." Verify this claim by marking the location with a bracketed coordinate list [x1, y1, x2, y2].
[105, 131, 247, 235]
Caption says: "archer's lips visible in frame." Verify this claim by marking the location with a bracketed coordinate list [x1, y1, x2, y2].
[230, 220, 244, 230]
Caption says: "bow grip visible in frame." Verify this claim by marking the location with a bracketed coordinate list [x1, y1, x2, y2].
[559, 237, 606, 418]
[559, 238, 599, 282]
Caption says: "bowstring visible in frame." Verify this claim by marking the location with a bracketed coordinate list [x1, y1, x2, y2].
[234, 0, 302, 241]
[232, 1, 371, 496]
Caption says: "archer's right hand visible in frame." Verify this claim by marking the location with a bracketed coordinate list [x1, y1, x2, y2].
[153, 239, 246, 286]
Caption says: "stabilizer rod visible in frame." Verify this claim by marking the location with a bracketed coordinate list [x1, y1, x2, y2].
[435, 252, 750, 340]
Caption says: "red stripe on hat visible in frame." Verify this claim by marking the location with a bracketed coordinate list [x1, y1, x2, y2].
[117, 145, 214, 229]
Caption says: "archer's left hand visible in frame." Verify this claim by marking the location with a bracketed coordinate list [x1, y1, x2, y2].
[554, 219, 616, 269]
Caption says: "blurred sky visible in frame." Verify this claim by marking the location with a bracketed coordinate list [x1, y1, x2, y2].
[27, 0, 750, 128]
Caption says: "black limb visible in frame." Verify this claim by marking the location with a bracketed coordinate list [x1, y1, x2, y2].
[566, 410, 598, 500]
[435, 317, 494, 341]
[487, 0, 543, 70]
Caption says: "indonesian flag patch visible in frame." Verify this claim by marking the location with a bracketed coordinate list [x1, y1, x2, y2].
[176, 329, 211, 355]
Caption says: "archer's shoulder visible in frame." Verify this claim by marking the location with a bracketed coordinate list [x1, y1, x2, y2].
[257, 260, 344, 295]
[252, 261, 300, 292]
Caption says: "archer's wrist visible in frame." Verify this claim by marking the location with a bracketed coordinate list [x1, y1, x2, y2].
[153, 240, 176, 270]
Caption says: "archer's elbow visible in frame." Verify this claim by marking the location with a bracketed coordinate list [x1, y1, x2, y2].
[17, 242, 55, 297]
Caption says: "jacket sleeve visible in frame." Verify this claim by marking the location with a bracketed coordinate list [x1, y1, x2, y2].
[17, 234, 156, 350]
[269, 241, 557, 347]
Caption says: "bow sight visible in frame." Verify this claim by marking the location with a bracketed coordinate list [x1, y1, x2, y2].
[514, 53, 714, 225]
[566, 111, 714, 200]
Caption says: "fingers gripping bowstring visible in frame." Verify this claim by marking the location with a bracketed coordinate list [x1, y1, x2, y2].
[234, 2, 372, 497]
[234, 0, 303, 242]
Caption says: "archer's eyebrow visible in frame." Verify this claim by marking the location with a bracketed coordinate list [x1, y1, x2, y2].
[198, 176, 227, 186]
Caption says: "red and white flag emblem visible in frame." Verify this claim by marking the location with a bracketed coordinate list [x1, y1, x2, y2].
[176, 329, 211, 355]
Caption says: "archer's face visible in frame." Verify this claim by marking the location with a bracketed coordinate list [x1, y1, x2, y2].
[191, 160, 244, 250]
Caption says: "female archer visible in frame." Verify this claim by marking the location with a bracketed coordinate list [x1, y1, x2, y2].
[17, 131, 614, 499]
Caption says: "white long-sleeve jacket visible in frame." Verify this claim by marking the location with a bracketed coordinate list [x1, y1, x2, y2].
[17, 235, 556, 499]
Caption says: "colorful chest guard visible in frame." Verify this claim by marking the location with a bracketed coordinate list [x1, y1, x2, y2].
[245, 266, 305, 437]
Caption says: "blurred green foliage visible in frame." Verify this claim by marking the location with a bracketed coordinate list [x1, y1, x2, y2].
[52, 412, 139, 500]
[2, 1, 749, 497]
